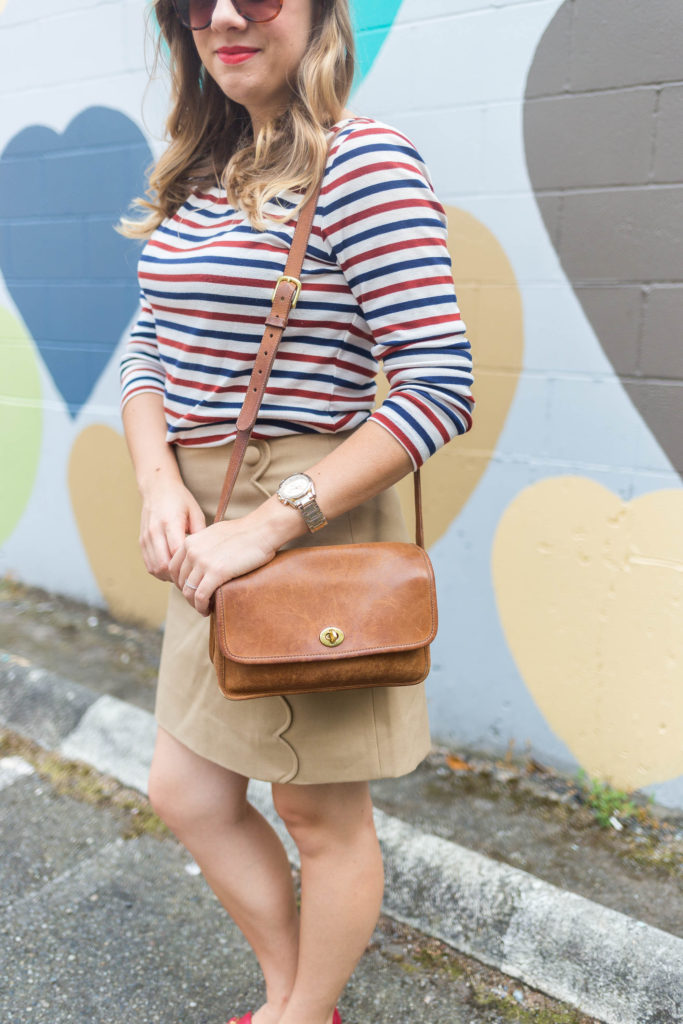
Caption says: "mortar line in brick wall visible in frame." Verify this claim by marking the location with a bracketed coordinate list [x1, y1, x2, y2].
[564, 0, 577, 96]
[394, 0, 553, 30]
[559, 280, 683, 289]
[437, 188, 554, 201]
[511, 280, 683, 288]
[378, 100, 516, 118]
[488, 452, 682, 480]
[0, 144, 151, 162]
[0, 397, 50, 413]
[525, 81, 683, 101]
[635, 285, 650, 379]
[438, 184, 683, 204]
[0, 219, 132, 236]
[555, 192, 565, 256]
[447, 452, 649, 474]
[0, 395, 122, 418]
[618, 375, 683, 388]
[21, 262, 130, 278]
[647, 86, 664, 184]
[0, 70, 150, 101]
[516, 368, 683, 386]
[532, 182, 683, 197]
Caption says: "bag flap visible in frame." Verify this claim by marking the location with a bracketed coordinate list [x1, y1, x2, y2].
[213, 542, 437, 664]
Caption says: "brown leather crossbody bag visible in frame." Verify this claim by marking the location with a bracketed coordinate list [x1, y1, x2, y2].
[208, 177, 438, 701]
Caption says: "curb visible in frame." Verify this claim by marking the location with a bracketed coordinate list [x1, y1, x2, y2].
[2, 650, 682, 1024]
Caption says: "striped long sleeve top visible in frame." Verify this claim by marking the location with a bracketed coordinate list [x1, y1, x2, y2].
[120, 117, 474, 468]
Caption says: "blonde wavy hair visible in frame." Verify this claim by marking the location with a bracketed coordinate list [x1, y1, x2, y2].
[119, 0, 355, 237]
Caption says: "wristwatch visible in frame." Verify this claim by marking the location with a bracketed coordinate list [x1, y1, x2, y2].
[276, 473, 327, 533]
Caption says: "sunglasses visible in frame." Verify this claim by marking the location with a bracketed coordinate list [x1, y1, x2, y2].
[172, 0, 283, 30]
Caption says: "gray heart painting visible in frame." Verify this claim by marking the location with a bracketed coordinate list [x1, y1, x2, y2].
[524, 0, 683, 478]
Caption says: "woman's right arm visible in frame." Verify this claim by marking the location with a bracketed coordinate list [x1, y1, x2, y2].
[122, 393, 206, 582]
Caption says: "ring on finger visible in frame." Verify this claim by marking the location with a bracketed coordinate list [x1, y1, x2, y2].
[184, 581, 199, 591]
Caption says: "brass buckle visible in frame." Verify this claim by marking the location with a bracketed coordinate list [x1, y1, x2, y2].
[272, 274, 302, 309]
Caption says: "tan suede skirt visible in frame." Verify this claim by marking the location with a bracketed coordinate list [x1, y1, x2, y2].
[155, 430, 431, 785]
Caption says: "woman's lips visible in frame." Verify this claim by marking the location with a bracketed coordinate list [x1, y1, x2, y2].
[216, 47, 259, 65]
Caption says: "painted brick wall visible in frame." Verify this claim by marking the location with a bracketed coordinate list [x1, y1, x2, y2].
[1, 0, 682, 807]
[524, 0, 683, 476]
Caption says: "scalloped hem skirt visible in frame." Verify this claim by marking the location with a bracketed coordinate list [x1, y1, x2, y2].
[155, 430, 432, 785]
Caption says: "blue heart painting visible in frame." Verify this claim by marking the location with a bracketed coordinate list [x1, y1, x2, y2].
[0, 107, 152, 417]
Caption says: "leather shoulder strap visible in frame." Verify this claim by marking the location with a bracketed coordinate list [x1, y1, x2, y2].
[212, 186, 320, 526]
[212, 153, 425, 548]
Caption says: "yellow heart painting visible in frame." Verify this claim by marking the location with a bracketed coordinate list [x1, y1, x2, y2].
[69, 425, 169, 628]
[384, 205, 524, 545]
[492, 477, 683, 790]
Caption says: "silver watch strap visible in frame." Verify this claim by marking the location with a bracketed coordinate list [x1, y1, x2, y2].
[299, 498, 327, 533]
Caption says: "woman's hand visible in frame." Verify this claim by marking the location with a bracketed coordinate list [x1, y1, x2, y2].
[139, 477, 206, 581]
[169, 516, 278, 616]
[122, 394, 207, 581]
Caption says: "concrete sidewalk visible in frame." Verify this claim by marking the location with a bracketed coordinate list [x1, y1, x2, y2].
[0, 742, 602, 1024]
[2, 649, 682, 1024]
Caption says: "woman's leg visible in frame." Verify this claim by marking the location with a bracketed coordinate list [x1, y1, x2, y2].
[149, 728, 299, 1024]
[271, 781, 384, 1024]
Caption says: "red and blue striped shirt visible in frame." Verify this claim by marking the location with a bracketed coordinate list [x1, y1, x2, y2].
[120, 117, 474, 468]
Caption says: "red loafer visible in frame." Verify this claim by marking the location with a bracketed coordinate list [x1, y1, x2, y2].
[227, 1009, 340, 1024]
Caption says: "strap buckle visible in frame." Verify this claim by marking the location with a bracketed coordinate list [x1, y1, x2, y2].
[272, 274, 302, 309]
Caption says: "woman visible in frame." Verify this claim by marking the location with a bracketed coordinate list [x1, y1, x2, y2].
[120, 1, 474, 1022]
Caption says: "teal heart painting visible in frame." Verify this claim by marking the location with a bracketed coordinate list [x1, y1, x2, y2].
[0, 107, 152, 417]
[350, 0, 403, 88]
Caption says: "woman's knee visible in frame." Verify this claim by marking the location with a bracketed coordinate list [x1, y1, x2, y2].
[148, 728, 248, 835]
[272, 781, 376, 856]
[147, 754, 191, 829]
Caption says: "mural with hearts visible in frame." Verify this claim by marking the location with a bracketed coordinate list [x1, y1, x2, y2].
[0, 0, 681, 807]
[513, 0, 683, 795]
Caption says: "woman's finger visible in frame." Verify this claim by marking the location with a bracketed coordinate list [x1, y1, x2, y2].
[142, 523, 174, 580]
[192, 581, 215, 618]
[187, 500, 207, 535]
[181, 577, 203, 611]
[168, 544, 185, 587]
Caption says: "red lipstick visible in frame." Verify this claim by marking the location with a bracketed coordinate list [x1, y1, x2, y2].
[216, 46, 259, 65]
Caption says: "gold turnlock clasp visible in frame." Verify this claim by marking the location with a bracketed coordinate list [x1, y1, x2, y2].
[272, 275, 302, 309]
[320, 627, 345, 648]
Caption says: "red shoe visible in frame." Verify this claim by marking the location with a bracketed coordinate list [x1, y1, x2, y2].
[227, 1010, 339, 1024]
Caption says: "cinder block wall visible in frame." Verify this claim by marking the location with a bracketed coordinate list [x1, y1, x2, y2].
[524, 0, 683, 478]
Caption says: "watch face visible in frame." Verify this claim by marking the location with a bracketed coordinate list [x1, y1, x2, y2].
[279, 473, 311, 501]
